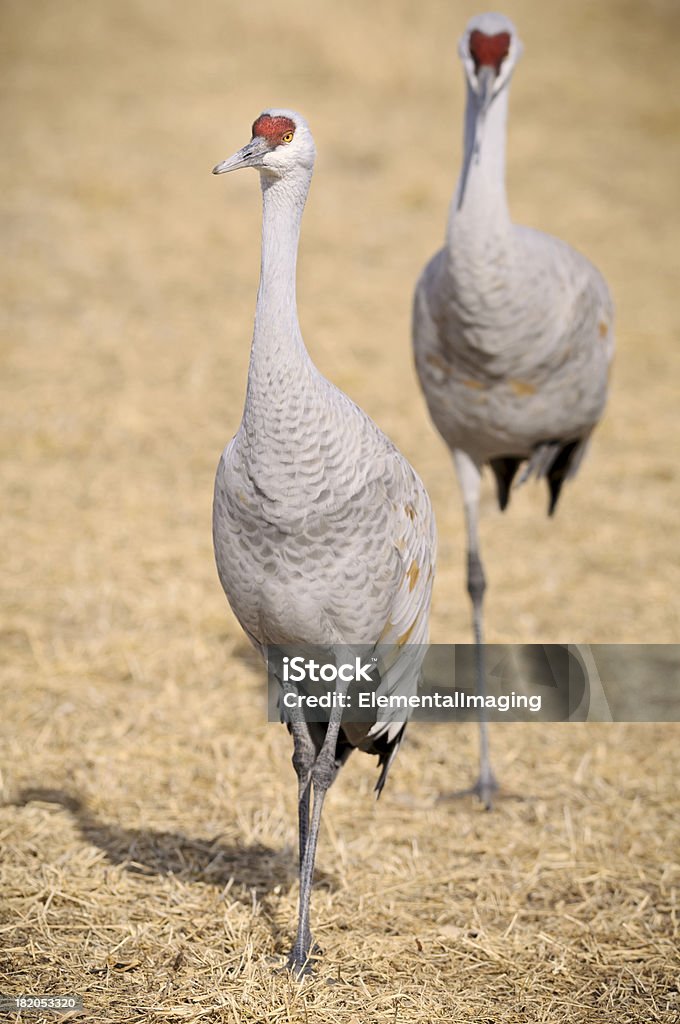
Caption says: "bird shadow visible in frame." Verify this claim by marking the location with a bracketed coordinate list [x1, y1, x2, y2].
[9, 786, 335, 948]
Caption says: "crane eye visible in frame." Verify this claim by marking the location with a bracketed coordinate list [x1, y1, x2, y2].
[281, 131, 294, 144]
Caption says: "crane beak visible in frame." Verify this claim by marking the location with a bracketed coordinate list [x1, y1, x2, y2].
[457, 65, 497, 211]
[473, 65, 496, 156]
[212, 136, 270, 174]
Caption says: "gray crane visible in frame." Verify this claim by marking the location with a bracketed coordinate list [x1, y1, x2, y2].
[212, 110, 436, 975]
[413, 13, 614, 808]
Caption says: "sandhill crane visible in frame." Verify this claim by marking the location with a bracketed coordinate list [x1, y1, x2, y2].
[413, 13, 614, 808]
[212, 110, 436, 975]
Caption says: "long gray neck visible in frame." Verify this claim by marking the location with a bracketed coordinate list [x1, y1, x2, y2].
[446, 79, 513, 269]
[242, 169, 317, 436]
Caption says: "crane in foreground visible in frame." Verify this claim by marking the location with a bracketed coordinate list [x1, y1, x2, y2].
[413, 13, 614, 808]
[212, 110, 436, 975]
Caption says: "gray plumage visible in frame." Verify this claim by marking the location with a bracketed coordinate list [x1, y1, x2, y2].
[414, 226, 613, 511]
[413, 13, 614, 805]
[212, 109, 436, 973]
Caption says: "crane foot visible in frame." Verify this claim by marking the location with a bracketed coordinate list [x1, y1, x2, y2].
[438, 769, 499, 811]
[281, 942, 323, 979]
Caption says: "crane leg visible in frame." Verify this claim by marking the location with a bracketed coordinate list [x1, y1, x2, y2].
[454, 451, 498, 810]
[297, 779, 311, 872]
[283, 683, 316, 868]
[287, 680, 349, 977]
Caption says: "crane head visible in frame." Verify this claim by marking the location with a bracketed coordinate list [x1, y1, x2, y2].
[212, 109, 316, 180]
[456, 14, 522, 209]
[458, 12, 522, 109]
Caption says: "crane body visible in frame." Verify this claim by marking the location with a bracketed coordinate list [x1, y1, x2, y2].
[413, 14, 614, 805]
[212, 110, 436, 974]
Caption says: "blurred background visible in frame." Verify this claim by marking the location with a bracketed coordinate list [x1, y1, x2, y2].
[1, 0, 679, 1018]
[1, 0, 680, 655]
[2, 0, 678, 658]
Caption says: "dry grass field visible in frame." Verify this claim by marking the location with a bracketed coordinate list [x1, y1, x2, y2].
[1, 0, 679, 1020]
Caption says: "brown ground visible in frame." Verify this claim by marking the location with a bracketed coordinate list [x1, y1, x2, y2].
[1, 0, 679, 1021]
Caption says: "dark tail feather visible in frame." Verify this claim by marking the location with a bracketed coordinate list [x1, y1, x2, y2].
[374, 725, 407, 798]
[547, 440, 582, 515]
[489, 456, 522, 512]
